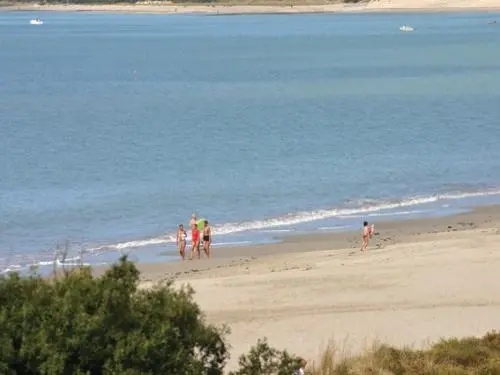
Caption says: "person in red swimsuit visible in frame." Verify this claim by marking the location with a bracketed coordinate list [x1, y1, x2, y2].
[189, 223, 200, 260]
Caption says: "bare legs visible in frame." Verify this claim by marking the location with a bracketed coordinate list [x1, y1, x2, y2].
[189, 241, 200, 260]
[203, 240, 211, 258]
[179, 241, 186, 260]
[360, 236, 369, 252]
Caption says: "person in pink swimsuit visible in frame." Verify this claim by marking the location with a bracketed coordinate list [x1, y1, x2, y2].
[360, 221, 374, 252]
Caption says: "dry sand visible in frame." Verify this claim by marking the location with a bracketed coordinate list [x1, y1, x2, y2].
[134, 205, 500, 371]
[3, 0, 500, 14]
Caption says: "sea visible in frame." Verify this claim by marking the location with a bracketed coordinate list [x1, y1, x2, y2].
[1, 10, 500, 274]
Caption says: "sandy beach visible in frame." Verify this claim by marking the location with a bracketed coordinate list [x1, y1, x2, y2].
[129, 205, 500, 370]
[3, 0, 500, 14]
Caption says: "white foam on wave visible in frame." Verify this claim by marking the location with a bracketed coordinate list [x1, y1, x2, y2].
[211, 240, 252, 247]
[92, 235, 177, 252]
[318, 225, 350, 231]
[209, 189, 500, 236]
[0, 253, 105, 275]
[258, 229, 293, 233]
[338, 209, 430, 219]
[56, 259, 92, 267]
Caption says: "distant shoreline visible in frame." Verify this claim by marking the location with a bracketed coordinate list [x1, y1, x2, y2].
[2, 1, 500, 15]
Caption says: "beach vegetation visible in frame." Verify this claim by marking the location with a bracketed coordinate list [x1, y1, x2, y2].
[303, 333, 500, 375]
[0, 256, 229, 375]
[1, 257, 500, 375]
[228, 338, 302, 375]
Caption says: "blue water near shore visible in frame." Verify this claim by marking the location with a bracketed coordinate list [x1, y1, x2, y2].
[1, 11, 500, 273]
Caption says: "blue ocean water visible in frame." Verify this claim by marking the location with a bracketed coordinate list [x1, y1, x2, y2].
[1, 11, 500, 273]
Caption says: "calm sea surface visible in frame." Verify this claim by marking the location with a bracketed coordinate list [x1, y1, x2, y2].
[1, 11, 500, 272]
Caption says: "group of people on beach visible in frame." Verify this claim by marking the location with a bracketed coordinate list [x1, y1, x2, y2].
[175, 215, 374, 261]
[176, 213, 212, 260]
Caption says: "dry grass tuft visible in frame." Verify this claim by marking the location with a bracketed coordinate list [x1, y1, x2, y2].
[305, 331, 500, 375]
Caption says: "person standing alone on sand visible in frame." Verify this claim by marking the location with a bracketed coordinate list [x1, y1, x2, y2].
[176, 224, 187, 260]
[190, 223, 200, 260]
[202, 220, 212, 258]
[361, 221, 374, 251]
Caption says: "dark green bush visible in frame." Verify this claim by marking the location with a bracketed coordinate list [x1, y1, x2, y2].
[0, 257, 229, 375]
[229, 338, 302, 375]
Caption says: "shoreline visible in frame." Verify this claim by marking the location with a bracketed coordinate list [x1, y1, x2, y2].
[4, 193, 499, 276]
[106, 203, 500, 283]
[3, 1, 500, 15]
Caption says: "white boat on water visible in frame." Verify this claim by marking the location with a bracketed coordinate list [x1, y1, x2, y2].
[30, 19, 44, 25]
[399, 25, 414, 32]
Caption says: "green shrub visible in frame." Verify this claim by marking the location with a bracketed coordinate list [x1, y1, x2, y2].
[0, 256, 229, 375]
[229, 338, 302, 375]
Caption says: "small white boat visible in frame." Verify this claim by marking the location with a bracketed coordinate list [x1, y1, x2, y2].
[30, 19, 44, 25]
[399, 25, 414, 32]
